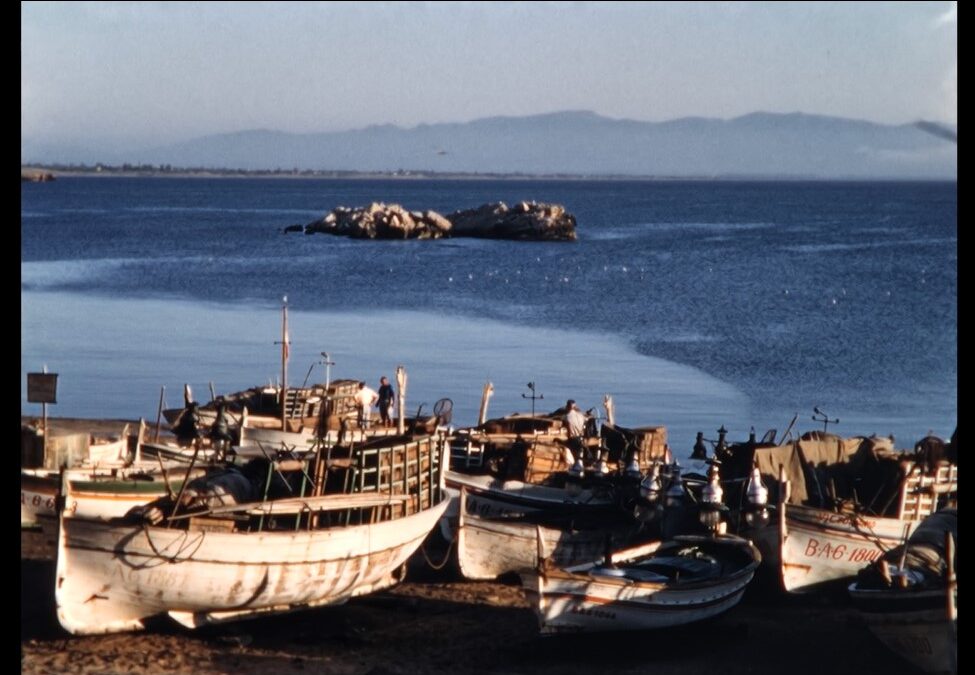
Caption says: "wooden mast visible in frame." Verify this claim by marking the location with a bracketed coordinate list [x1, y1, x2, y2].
[477, 381, 494, 426]
[396, 366, 407, 434]
[279, 296, 289, 430]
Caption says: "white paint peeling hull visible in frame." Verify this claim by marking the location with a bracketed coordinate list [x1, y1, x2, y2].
[56, 497, 449, 635]
[457, 508, 635, 581]
[779, 505, 921, 593]
[445, 472, 612, 517]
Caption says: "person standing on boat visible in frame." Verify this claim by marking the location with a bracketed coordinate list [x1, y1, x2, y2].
[563, 399, 588, 465]
[209, 398, 233, 458]
[377, 376, 396, 428]
[354, 381, 379, 429]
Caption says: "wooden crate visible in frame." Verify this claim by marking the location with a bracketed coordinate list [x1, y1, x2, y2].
[524, 441, 566, 483]
[630, 426, 668, 466]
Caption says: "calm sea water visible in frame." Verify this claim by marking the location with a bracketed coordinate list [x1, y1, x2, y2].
[21, 177, 956, 453]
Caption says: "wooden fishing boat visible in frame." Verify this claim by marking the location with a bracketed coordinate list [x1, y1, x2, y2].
[445, 415, 670, 521]
[521, 533, 761, 634]
[718, 432, 957, 593]
[456, 487, 654, 580]
[849, 508, 957, 674]
[21, 462, 208, 529]
[20, 422, 201, 528]
[55, 432, 449, 635]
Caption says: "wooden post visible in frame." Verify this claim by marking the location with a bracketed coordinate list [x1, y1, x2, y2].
[477, 381, 494, 426]
[136, 418, 146, 464]
[42, 400, 47, 461]
[41, 363, 48, 460]
[946, 531, 956, 621]
[778, 463, 788, 539]
[154, 385, 166, 442]
[603, 394, 615, 426]
[396, 366, 407, 435]
[898, 523, 911, 571]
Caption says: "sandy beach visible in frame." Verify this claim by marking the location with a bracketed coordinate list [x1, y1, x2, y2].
[21, 418, 918, 675]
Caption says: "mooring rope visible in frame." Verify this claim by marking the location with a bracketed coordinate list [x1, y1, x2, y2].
[420, 533, 455, 571]
[142, 523, 205, 564]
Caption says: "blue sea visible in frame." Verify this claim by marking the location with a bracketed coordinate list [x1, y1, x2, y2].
[21, 177, 956, 454]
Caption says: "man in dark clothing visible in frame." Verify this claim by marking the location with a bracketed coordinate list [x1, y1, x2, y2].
[174, 401, 202, 447]
[209, 399, 233, 457]
[377, 376, 396, 428]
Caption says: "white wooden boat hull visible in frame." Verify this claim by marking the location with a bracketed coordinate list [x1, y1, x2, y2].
[778, 505, 920, 593]
[457, 492, 642, 580]
[445, 471, 615, 518]
[850, 585, 957, 674]
[522, 537, 760, 634]
[239, 425, 400, 453]
[21, 469, 58, 527]
[55, 496, 449, 635]
[21, 465, 190, 528]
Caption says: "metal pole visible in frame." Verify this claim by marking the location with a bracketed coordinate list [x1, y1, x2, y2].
[42, 365, 48, 461]
[322, 352, 333, 390]
[280, 296, 289, 430]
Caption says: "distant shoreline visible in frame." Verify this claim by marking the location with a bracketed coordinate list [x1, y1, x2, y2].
[20, 165, 954, 183]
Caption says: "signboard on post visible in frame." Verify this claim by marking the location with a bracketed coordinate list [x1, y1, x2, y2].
[27, 373, 58, 404]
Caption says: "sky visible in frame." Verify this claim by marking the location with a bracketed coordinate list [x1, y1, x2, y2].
[22, 1, 957, 153]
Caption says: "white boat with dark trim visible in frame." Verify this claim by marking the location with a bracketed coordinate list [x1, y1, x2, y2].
[55, 432, 449, 635]
[716, 432, 957, 593]
[445, 412, 670, 525]
[21, 423, 206, 528]
[456, 487, 653, 580]
[521, 533, 760, 634]
[22, 462, 206, 529]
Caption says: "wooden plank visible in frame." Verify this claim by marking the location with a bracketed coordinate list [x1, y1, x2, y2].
[170, 492, 410, 519]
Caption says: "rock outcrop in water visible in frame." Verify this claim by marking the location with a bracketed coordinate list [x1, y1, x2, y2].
[305, 202, 453, 239]
[446, 201, 576, 241]
[300, 201, 576, 241]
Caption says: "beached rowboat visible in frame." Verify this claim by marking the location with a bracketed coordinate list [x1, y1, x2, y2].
[521, 534, 760, 634]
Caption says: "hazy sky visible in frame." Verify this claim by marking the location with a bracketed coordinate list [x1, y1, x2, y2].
[22, 1, 957, 150]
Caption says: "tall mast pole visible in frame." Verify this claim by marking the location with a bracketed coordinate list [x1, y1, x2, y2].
[280, 296, 289, 430]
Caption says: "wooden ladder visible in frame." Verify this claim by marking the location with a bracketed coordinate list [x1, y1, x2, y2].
[898, 461, 958, 520]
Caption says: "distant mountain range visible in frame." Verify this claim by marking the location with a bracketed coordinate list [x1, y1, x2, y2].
[23, 111, 956, 179]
